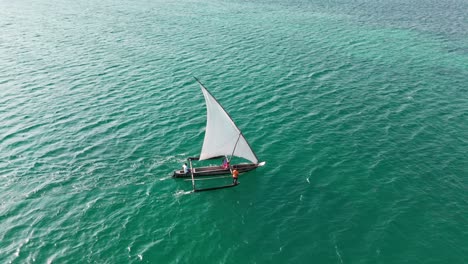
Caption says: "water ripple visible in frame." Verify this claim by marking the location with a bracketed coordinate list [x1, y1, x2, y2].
[0, 0, 467, 263]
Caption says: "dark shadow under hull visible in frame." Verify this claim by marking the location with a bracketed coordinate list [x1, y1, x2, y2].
[194, 183, 239, 192]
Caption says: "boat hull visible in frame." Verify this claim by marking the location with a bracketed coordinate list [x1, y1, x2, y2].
[173, 163, 259, 178]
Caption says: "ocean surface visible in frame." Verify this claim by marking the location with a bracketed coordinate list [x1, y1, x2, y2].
[1, 0, 467, 263]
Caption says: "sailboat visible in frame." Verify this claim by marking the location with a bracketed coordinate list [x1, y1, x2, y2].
[173, 77, 265, 191]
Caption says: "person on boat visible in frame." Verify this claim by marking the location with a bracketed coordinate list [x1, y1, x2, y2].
[222, 158, 229, 169]
[183, 163, 190, 174]
[232, 169, 239, 185]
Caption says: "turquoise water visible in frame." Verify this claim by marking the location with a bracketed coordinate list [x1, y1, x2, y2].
[1, 0, 467, 263]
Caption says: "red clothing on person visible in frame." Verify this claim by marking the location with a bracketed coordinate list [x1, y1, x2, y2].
[232, 169, 239, 184]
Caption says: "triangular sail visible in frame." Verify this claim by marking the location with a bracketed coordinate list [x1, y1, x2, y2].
[197, 81, 259, 164]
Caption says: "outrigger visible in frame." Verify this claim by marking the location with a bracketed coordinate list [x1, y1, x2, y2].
[173, 77, 265, 192]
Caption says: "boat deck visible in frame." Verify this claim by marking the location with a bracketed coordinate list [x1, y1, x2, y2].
[173, 163, 259, 178]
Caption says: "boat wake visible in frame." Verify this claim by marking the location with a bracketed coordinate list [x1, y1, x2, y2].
[174, 190, 192, 197]
[335, 244, 344, 264]
[158, 175, 173, 181]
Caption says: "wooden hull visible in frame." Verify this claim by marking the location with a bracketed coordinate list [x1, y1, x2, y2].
[173, 163, 259, 178]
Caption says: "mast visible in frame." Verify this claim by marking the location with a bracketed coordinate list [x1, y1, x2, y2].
[229, 133, 242, 163]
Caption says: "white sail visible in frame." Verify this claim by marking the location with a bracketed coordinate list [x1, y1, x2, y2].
[198, 82, 259, 164]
